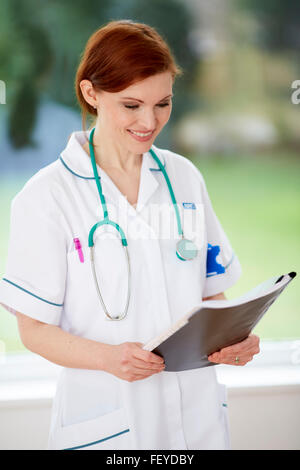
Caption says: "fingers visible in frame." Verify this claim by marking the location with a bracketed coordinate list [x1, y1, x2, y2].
[125, 362, 165, 382]
[132, 346, 165, 374]
[208, 351, 248, 366]
[132, 357, 165, 371]
[120, 342, 165, 381]
[208, 334, 260, 366]
[132, 343, 165, 365]
[220, 335, 259, 356]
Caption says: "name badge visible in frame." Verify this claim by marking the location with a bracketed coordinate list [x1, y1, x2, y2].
[182, 202, 196, 209]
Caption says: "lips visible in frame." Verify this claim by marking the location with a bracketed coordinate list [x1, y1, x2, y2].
[127, 129, 154, 142]
[129, 129, 154, 133]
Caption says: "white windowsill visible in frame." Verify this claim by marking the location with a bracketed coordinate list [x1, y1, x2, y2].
[0, 340, 299, 406]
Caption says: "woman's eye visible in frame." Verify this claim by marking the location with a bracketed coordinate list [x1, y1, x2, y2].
[124, 103, 170, 110]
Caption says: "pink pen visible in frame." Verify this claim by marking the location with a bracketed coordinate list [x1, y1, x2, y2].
[73, 238, 84, 263]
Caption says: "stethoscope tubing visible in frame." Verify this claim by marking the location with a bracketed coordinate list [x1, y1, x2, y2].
[90, 244, 131, 321]
[87, 127, 198, 321]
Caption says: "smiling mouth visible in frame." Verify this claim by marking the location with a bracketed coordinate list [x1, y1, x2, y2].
[127, 129, 154, 137]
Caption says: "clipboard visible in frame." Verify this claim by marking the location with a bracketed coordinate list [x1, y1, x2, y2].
[143, 272, 296, 371]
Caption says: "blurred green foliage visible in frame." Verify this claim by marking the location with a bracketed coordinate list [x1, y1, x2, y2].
[238, 0, 300, 52]
[192, 152, 300, 340]
[0, 0, 197, 149]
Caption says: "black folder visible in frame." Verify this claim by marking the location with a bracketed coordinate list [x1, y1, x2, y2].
[143, 272, 296, 371]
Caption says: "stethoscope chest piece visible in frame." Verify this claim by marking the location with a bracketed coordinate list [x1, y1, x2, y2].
[176, 238, 198, 261]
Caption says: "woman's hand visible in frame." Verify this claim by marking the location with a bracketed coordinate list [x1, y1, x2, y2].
[104, 342, 165, 382]
[207, 334, 260, 366]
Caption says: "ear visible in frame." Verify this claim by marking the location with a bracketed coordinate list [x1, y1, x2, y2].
[80, 79, 98, 109]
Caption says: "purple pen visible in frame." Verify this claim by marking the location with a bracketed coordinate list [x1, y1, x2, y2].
[73, 238, 84, 263]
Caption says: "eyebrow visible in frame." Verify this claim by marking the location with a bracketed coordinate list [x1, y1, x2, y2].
[121, 94, 173, 103]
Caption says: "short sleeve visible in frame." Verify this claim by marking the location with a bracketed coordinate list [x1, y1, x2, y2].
[199, 171, 242, 298]
[0, 186, 67, 325]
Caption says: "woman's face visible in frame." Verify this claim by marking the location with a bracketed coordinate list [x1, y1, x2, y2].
[94, 71, 173, 152]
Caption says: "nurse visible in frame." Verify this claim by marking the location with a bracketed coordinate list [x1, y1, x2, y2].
[0, 20, 260, 450]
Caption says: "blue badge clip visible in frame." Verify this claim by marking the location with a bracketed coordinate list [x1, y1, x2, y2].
[182, 202, 196, 209]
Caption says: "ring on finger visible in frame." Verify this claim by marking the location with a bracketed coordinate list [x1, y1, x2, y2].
[234, 356, 240, 364]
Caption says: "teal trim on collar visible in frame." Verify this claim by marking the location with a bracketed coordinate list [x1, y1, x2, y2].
[59, 156, 96, 180]
[62, 428, 130, 450]
[59, 152, 165, 179]
[2, 278, 64, 307]
[149, 158, 166, 171]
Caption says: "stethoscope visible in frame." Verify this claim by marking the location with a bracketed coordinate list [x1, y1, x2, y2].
[88, 127, 198, 321]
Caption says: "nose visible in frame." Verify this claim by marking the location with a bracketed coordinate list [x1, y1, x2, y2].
[138, 108, 157, 131]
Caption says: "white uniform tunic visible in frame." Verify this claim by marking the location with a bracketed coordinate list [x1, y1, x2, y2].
[0, 130, 242, 450]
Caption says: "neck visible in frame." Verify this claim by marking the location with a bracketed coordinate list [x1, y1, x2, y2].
[85, 126, 143, 173]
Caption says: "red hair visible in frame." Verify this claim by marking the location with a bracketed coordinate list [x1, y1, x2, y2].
[75, 19, 183, 131]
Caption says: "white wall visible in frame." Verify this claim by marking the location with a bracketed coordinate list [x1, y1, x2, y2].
[1, 384, 299, 450]
[0, 398, 52, 450]
[228, 385, 300, 450]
